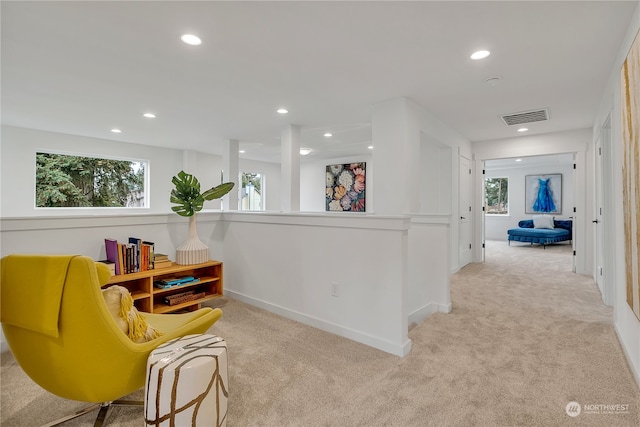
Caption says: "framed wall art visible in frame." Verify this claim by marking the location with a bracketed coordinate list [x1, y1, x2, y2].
[326, 162, 366, 212]
[525, 174, 562, 215]
[621, 28, 640, 320]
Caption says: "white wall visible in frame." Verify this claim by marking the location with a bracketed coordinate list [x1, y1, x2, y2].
[371, 97, 472, 273]
[411, 102, 472, 274]
[221, 212, 412, 356]
[420, 136, 452, 215]
[0, 126, 183, 217]
[407, 215, 451, 324]
[184, 149, 224, 210]
[0, 214, 222, 267]
[485, 161, 574, 240]
[593, 2, 640, 388]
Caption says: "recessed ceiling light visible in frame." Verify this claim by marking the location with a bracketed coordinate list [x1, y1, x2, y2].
[239, 150, 246, 154]
[143, 113, 156, 118]
[181, 34, 202, 46]
[515, 158, 523, 162]
[517, 127, 529, 132]
[324, 133, 332, 137]
[470, 50, 491, 60]
[111, 128, 122, 133]
[300, 148, 312, 155]
[277, 108, 288, 114]
[368, 145, 374, 150]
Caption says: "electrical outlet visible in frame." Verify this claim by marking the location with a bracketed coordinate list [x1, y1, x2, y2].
[331, 282, 339, 297]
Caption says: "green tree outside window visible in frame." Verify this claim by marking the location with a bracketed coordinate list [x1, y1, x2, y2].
[240, 172, 264, 211]
[485, 177, 508, 215]
[36, 152, 145, 207]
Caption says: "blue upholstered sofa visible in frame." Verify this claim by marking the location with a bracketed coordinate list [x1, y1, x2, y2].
[507, 219, 573, 248]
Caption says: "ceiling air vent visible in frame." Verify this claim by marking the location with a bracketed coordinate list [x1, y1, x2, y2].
[500, 109, 549, 126]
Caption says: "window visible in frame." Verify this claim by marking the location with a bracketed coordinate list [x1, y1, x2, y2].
[485, 177, 508, 215]
[239, 172, 264, 211]
[35, 152, 147, 208]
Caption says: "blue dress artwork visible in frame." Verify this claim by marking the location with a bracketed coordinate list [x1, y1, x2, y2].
[532, 178, 556, 212]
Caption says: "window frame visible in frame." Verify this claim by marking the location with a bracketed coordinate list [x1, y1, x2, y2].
[239, 171, 265, 211]
[484, 176, 509, 216]
[34, 150, 149, 210]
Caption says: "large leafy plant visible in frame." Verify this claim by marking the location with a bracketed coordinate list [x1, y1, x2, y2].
[170, 170, 235, 217]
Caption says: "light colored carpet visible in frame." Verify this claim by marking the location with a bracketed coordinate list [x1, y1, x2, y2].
[2, 240, 639, 426]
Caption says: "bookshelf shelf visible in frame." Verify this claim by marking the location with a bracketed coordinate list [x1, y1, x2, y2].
[104, 260, 223, 314]
[153, 294, 220, 314]
[153, 277, 219, 295]
[130, 290, 151, 300]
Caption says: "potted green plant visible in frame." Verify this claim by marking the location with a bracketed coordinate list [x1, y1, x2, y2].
[170, 170, 235, 265]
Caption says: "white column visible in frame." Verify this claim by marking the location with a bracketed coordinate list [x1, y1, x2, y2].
[222, 139, 239, 211]
[281, 125, 300, 212]
[371, 98, 420, 215]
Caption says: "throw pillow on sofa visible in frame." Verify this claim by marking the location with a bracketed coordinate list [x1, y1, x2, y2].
[532, 214, 554, 229]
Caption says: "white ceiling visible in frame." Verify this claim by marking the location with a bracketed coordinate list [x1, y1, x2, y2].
[2, 1, 637, 164]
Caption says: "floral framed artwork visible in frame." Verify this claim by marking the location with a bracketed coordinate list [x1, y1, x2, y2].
[326, 162, 366, 212]
[525, 174, 561, 215]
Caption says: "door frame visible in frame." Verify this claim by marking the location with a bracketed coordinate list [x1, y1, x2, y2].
[458, 154, 473, 268]
[597, 115, 615, 306]
[473, 151, 587, 276]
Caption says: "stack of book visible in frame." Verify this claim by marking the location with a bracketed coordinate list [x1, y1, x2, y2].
[104, 237, 157, 275]
[153, 276, 200, 289]
[153, 254, 173, 269]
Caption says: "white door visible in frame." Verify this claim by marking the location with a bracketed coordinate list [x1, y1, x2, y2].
[481, 161, 486, 263]
[571, 154, 578, 273]
[459, 155, 472, 268]
[597, 116, 613, 306]
[594, 136, 605, 295]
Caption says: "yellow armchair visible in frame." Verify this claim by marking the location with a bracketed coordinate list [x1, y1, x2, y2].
[0, 254, 222, 426]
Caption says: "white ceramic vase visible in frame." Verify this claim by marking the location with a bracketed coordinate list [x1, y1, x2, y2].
[175, 214, 209, 265]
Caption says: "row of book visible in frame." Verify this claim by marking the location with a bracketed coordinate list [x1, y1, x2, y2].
[104, 238, 172, 275]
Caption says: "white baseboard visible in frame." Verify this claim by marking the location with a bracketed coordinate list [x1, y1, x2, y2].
[408, 302, 452, 325]
[1, 340, 9, 354]
[614, 324, 640, 390]
[225, 290, 412, 357]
